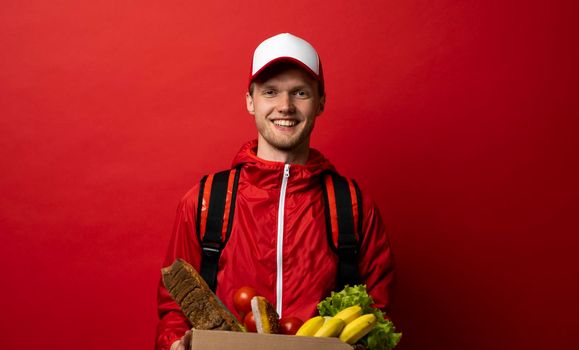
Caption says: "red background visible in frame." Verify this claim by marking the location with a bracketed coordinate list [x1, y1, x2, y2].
[1, 1, 577, 349]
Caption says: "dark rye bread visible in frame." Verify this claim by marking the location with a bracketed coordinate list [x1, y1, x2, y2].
[161, 258, 242, 331]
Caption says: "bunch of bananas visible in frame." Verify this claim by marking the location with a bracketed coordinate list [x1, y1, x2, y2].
[296, 305, 377, 345]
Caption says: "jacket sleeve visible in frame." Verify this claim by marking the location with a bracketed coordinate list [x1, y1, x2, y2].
[156, 186, 202, 350]
[357, 192, 396, 314]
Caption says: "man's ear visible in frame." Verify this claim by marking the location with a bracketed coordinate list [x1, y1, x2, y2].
[317, 95, 326, 114]
[246, 92, 255, 115]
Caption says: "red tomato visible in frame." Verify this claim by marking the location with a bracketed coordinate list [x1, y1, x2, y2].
[244, 311, 257, 332]
[279, 316, 304, 335]
[233, 286, 257, 315]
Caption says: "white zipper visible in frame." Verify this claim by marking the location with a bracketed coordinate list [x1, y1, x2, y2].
[276, 163, 290, 317]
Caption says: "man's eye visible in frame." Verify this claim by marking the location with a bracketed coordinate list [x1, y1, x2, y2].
[263, 90, 276, 96]
[295, 90, 309, 97]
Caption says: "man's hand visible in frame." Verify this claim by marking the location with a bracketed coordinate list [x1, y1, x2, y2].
[170, 330, 192, 350]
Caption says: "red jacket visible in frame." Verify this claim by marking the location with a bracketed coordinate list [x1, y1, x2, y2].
[156, 140, 395, 349]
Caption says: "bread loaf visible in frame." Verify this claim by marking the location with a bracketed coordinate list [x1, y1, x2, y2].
[161, 258, 243, 331]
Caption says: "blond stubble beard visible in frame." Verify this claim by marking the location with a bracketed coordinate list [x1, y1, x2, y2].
[257, 118, 316, 152]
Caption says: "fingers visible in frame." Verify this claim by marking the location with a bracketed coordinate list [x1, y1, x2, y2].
[170, 330, 192, 350]
[169, 339, 184, 350]
[182, 330, 192, 349]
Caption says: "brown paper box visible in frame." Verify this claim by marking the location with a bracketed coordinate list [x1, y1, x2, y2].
[190, 330, 353, 350]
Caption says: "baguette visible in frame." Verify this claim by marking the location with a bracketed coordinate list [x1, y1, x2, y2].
[161, 258, 243, 331]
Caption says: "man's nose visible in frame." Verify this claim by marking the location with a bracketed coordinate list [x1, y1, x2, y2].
[277, 92, 296, 114]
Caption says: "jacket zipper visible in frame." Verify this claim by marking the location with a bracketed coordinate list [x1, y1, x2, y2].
[276, 163, 290, 317]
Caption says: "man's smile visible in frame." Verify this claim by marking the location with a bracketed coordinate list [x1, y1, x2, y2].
[272, 119, 299, 127]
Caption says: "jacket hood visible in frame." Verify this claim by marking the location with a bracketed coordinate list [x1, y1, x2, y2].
[231, 140, 336, 190]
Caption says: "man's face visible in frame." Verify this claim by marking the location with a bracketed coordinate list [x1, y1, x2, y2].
[246, 66, 325, 155]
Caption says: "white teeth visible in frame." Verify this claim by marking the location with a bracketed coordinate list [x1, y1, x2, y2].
[273, 120, 297, 127]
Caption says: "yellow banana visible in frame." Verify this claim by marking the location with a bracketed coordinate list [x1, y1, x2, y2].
[314, 317, 346, 337]
[339, 313, 377, 345]
[296, 316, 325, 336]
[333, 305, 362, 324]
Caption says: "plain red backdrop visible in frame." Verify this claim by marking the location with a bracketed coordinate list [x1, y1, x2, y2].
[1, 1, 577, 349]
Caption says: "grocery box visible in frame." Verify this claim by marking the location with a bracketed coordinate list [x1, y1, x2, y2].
[190, 330, 352, 350]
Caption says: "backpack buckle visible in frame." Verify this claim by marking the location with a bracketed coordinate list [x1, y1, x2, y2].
[202, 241, 222, 256]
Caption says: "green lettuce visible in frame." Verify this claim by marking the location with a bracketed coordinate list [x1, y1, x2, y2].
[317, 285, 401, 350]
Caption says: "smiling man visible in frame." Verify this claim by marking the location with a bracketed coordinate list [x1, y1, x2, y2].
[156, 33, 395, 350]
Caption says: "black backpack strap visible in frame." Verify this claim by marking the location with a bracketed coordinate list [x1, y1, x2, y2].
[321, 172, 363, 292]
[196, 167, 241, 292]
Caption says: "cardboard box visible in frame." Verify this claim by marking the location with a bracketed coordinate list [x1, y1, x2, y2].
[190, 330, 352, 350]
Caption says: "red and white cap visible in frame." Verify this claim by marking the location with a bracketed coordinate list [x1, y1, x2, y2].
[249, 33, 324, 95]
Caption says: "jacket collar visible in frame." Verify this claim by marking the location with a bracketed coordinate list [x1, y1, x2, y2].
[231, 140, 336, 190]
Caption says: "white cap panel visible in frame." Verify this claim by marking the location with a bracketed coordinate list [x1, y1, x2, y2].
[251, 33, 320, 76]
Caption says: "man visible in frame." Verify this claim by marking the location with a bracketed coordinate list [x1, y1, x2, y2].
[156, 33, 395, 350]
